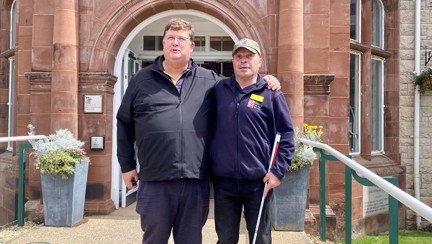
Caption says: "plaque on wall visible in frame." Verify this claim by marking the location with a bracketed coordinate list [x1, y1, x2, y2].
[362, 184, 389, 217]
[90, 136, 105, 150]
[84, 95, 103, 113]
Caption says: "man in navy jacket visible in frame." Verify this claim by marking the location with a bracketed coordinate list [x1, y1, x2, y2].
[211, 38, 295, 244]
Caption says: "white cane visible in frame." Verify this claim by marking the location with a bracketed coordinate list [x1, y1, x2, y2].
[252, 132, 281, 244]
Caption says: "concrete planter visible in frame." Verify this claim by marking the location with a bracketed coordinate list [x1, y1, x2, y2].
[271, 165, 311, 231]
[40, 158, 89, 226]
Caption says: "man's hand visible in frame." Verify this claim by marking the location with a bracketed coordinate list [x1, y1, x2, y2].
[263, 172, 281, 197]
[122, 170, 139, 189]
[263, 75, 281, 91]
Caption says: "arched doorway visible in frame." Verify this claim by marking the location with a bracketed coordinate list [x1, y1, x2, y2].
[111, 10, 240, 208]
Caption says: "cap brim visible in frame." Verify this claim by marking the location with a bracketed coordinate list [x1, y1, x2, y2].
[232, 46, 259, 55]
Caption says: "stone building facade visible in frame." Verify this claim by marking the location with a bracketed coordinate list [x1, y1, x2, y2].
[400, 0, 432, 230]
[1, 0, 424, 240]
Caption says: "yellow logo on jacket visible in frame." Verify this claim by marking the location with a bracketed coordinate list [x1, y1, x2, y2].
[250, 94, 264, 102]
[248, 94, 264, 111]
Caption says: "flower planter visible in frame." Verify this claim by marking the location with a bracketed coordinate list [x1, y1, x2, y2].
[271, 165, 310, 231]
[41, 158, 89, 226]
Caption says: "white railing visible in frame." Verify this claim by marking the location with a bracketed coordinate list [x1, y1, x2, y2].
[0, 135, 48, 143]
[301, 138, 432, 223]
[0, 135, 49, 227]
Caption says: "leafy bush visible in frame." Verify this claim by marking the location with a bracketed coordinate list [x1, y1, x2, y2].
[290, 124, 323, 172]
[27, 124, 86, 179]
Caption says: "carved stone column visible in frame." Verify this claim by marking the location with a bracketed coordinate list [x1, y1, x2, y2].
[277, 0, 304, 127]
[303, 74, 334, 206]
[51, 0, 79, 134]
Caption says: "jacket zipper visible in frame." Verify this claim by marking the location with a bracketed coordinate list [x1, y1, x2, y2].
[235, 99, 240, 177]
[231, 84, 263, 178]
[161, 70, 184, 177]
[178, 70, 190, 178]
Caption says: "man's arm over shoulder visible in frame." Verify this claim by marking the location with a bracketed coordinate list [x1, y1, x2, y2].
[262, 74, 281, 90]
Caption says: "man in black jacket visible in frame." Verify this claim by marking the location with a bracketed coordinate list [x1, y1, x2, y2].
[116, 18, 280, 244]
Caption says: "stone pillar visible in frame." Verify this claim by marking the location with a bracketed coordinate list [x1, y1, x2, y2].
[277, 0, 304, 127]
[79, 72, 117, 214]
[304, 74, 334, 206]
[51, 0, 79, 134]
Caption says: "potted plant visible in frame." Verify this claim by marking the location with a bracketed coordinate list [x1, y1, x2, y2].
[272, 124, 323, 231]
[413, 67, 432, 93]
[27, 124, 89, 227]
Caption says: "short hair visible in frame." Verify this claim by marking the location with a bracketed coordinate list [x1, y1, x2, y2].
[163, 18, 195, 41]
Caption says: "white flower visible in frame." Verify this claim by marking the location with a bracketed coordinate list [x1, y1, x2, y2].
[289, 124, 323, 172]
[27, 124, 86, 179]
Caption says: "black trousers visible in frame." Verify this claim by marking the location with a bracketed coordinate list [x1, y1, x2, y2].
[214, 176, 273, 244]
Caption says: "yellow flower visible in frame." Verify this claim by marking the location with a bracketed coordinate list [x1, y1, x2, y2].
[290, 124, 324, 172]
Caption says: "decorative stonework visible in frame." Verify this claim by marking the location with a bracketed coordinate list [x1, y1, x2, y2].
[25, 72, 52, 92]
[79, 72, 117, 93]
[304, 74, 334, 95]
[0, 48, 15, 59]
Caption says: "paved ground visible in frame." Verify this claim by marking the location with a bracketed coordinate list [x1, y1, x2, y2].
[5, 201, 311, 244]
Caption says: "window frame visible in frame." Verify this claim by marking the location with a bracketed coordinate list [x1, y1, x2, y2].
[349, 0, 386, 156]
[370, 57, 384, 154]
[350, 0, 361, 42]
[349, 52, 362, 154]
[371, 0, 384, 48]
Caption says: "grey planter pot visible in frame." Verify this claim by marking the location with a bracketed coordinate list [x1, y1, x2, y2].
[40, 158, 89, 227]
[271, 165, 311, 231]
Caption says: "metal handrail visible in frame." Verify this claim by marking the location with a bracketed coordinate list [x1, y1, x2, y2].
[0, 135, 48, 226]
[0, 135, 48, 143]
[301, 138, 432, 223]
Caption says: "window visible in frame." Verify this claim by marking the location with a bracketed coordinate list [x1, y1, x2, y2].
[349, 0, 386, 155]
[372, 0, 383, 48]
[143, 36, 163, 51]
[349, 53, 361, 153]
[371, 58, 384, 152]
[210, 36, 234, 51]
[350, 0, 360, 41]
[194, 36, 205, 52]
[198, 61, 233, 78]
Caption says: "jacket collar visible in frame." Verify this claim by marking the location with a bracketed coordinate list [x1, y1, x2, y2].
[225, 74, 266, 90]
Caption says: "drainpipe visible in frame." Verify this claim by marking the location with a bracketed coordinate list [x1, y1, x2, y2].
[414, 0, 421, 230]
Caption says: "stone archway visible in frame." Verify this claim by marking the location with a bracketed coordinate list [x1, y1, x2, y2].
[108, 8, 266, 208]
[79, 1, 274, 211]
[87, 0, 271, 74]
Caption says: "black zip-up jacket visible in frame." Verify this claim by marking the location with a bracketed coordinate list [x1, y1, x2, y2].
[116, 56, 218, 181]
[211, 76, 295, 180]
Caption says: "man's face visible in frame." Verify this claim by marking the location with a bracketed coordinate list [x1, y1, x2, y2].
[162, 29, 195, 63]
[232, 48, 262, 80]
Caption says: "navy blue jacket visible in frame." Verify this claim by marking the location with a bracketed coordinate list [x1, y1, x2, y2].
[210, 75, 295, 180]
[116, 56, 219, 181]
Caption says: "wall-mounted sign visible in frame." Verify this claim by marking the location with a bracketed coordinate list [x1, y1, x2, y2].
[84, 95, 103, 113]
[90, 136, 105, 150]
[363, 185, 389, 217]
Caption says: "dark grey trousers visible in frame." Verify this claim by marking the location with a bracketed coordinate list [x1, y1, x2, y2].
[136, 179, 210, 244]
